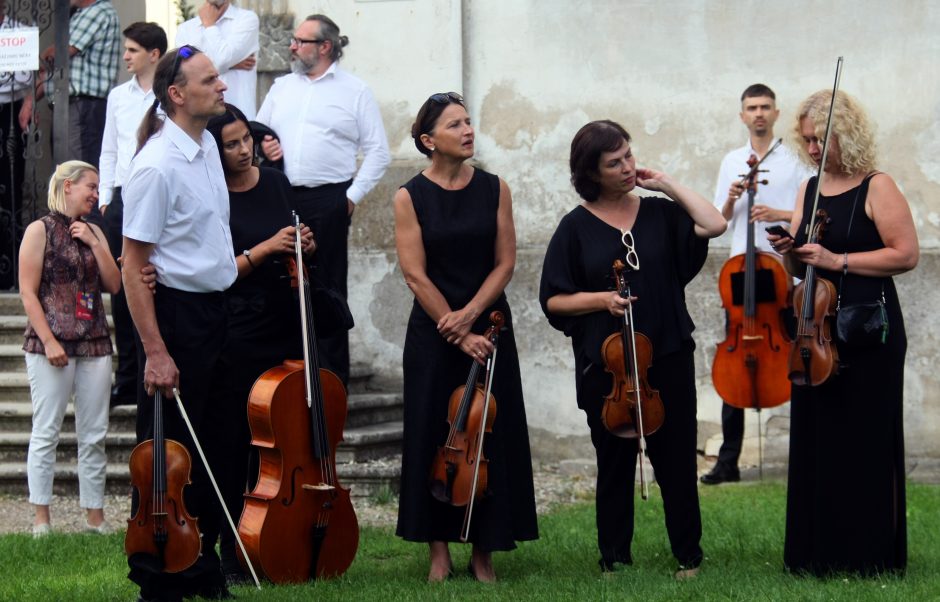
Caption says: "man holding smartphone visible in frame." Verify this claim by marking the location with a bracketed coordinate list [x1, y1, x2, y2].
[703, 83, 811, 485]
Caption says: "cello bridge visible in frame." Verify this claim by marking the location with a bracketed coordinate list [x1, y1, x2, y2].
[741, 335, 764, 341]
[302, 483, 336, 491]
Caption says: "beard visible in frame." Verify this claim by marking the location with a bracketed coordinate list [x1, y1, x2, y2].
[290, 54, 317, 75]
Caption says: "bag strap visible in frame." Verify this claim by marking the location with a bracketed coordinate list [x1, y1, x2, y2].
[836, 172, 881, 310]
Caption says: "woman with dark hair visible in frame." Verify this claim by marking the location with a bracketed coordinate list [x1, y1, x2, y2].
[394, 92, 538, 582]
[770, 90, 917, 576]
[204, 102, 315, 582]
[539, 120, 725, 578]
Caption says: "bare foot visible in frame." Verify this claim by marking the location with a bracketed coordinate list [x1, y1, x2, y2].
[469, 548, 496, 583]
[427, 541, 453, 583]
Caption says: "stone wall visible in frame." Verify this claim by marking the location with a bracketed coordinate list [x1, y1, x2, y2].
[259, 1, 940, 467]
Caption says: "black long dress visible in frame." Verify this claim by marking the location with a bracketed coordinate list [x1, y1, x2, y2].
[784, 174, 907, 576]
[539, 199, 707, 570]
[216, 167, 303, 574]
[395, 168, 538, 551]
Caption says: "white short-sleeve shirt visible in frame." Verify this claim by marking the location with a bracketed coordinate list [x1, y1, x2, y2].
[713, 140, 812, 256]
[123, 117, 237, 292]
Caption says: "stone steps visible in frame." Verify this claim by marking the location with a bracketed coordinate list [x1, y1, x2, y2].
[0, 292, 403, 498]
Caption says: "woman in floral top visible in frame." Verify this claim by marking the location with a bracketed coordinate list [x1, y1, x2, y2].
[19, 160, 121, 536]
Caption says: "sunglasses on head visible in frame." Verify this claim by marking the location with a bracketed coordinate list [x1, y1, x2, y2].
[169, 45, 199, 84]
[428, 91, 464, 105]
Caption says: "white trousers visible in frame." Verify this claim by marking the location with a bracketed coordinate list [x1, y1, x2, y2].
[25, 352, 112, 509]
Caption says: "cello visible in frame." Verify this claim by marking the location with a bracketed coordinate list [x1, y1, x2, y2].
[787, 57, 844, 387]
[600, 259, 664, 500]
[236, 213, 359, 583]
[712, 145, 792, 411]
[125, 390, 201, 573]
[429, 311, 503, 542]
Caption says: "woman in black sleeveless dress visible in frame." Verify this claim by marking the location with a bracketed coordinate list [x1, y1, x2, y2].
[394, 92, 537, 582]
[770, 90, 918, 576]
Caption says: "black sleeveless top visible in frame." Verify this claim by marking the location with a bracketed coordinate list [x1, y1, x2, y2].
[402, 167, 505, 315]
[794, 174, 893, 307]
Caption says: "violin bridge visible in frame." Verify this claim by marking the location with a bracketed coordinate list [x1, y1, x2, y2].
[302, 483, 336, 491]
[742, 335, 764, 341]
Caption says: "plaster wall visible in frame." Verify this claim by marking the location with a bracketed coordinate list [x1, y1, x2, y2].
[277, 0, 940, 463]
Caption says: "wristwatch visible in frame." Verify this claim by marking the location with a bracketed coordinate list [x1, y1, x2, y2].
[242, 249, 255, 268]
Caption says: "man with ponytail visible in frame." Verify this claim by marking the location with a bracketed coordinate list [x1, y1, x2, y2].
[121, 46, 235, 602]
[256, 13, 389, 387]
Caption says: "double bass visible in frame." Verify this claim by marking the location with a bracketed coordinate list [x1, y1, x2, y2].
[125, 390, 201, 574]
[600, 259, 664, 500]
[236, 214, 359, 583]
[429, 311, 503, 542]
[712, 144, 792, 411]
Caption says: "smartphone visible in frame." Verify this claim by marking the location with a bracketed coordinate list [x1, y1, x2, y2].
[764, 225, 793, 240]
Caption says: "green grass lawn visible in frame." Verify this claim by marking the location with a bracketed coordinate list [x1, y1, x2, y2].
[1, 481, 937, 601]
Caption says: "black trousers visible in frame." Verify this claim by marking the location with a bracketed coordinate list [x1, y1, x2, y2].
[128, 285, 228, 601]
[103, 188, 137, 400]
[716, 402, 744, 468]
[291, 182, 352, 386]
[68, 96, 106, 228]
[581, 344, 703, 569]
[0, 99, 25, 290]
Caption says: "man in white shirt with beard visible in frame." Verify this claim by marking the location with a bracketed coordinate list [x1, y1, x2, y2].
[176, 0, 259, 119]
[256, 13, 390, 387]
[98, 22, 166, 408]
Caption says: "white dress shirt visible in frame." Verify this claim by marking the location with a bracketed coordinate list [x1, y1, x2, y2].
[255, 62, 390, 204]
[175, 4, 259, 119]
[98, 75, 154, 208]
[123, 118, 237, 292]
[713, 140, 812, 256]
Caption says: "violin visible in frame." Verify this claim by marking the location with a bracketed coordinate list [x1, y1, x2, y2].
[429, 311, 503, 542]
[788, 57, 845, 387]
[125, 390, 201, 574]
[789, 209, 840, 385]
[600, 259, 664, 499]
[236, 213, 359, 583]
[712, 147, 792, 410]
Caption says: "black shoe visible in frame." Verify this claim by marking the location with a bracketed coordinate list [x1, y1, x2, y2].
[185, 585, 232, 600]
[700, 464, 740, 485]
[224, 570, 251, 588]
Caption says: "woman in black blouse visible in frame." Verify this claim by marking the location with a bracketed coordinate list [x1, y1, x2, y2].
[539, 120, 725, 578]
[206, 103, 315, 582]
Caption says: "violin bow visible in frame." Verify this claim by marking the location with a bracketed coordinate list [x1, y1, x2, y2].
[805, 57, 844, 239]
[171, 388, 263, 590]
[460, 319, 500, 542]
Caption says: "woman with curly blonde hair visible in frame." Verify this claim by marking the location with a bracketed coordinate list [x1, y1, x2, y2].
[769, 90, 918, 576]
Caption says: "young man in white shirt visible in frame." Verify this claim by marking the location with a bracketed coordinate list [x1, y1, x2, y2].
[702, 84, 811, 485]
[257, 13, 390, 386]
[122, 46, 235, 602]
[176, 0, 259, 119]
[98, 22, 166, 407]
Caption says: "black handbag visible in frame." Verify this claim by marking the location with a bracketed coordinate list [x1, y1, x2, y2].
[834, 173, 888, 347]
[836, 289, 888, 346]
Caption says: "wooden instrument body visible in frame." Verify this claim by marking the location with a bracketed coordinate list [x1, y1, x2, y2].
[789, 275, 840, 386]
[429, 383, 496, 506]
[237, 360, 359, 583]
[712, 252, 792, 408]
[601, 329, 665, 439]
